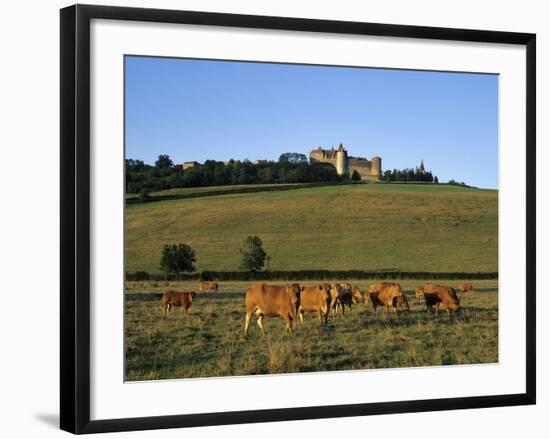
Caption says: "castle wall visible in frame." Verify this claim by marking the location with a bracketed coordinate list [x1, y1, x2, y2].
[309, 147, 381, 180]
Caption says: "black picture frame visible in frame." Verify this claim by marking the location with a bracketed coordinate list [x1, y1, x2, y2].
[60, 4, 536, 434]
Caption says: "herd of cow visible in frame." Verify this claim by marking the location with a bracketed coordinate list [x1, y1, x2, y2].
[158, 281, 475, 335]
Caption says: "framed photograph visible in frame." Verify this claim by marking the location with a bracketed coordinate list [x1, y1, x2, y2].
[60, 4, 536, 434]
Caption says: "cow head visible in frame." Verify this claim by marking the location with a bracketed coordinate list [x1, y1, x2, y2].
[449, 302, 461, 313]
[393, 295, 410, 311]
[190, 291, 197, 299]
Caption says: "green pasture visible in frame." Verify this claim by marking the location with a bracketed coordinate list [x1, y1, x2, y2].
[125, 183, 498, 274]
[125, 279, 498, 381]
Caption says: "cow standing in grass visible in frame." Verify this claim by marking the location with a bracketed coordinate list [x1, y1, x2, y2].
[458, 283, 475, 295]
[423, 283, 461, 315]
[244, 284, 301, 335]
[329, 284, 342, 317]
[199, 281, 219, 292]
[298, 285, 332, 324]
[365, 282, 406, 316]
[161, 290, 197, 316]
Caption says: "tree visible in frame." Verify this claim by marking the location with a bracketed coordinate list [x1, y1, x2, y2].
[160, 243, 196, 275]
[239, 236, 267, 272]
[351, 170, 362, 181]
[434, 176, 439, 184]
[155, 154, 174, 169]
[278, 152, 308, 164]
[138, 188, 151, 202]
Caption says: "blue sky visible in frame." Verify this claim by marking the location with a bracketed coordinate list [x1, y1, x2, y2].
[125, 56, 498, 189]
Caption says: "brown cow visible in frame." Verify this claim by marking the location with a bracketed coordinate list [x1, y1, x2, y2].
[364, 291, 384, 314]
[423, 292, 441, 314]
[458, 283, 475, 294]
[336, 286, 361, 316]
[244, 284, 301, 335]
[393, 294, 410, 311]
[199, 281, 219, 292]
[415, 287, 424, 299]
[161, 290, 197, 315]
[424, 283, 461, 314]
[366, 282, 406, 315]
[329, 284, 342, 317]
[298, 285, 332, 323]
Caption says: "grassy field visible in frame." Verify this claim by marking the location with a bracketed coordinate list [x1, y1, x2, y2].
[125, 279, 498, 381]
[125, 183, 498, 273]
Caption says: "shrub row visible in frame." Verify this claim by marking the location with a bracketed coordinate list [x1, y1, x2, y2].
[126, 270, 498, 282]
[126, 181, 356, 204]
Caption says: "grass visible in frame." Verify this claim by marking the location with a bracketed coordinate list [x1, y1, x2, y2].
[125, 183, 498, 274]
[125, 279, 498, 381]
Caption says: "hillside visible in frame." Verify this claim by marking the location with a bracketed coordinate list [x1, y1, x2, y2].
[125, 183, 498, 274]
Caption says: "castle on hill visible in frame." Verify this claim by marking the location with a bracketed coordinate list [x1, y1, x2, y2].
[309, 143, 381, 180]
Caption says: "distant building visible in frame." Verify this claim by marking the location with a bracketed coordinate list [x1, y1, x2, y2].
[183, 161, 199, 170]
[309, 143, 381, 180]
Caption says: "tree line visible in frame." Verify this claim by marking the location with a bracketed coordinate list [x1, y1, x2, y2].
[127, 270, 498, 282]
[126, 153, 344, 194]
[379, 167, 437, 183]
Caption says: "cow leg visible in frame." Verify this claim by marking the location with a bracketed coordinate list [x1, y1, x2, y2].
[299, 310, 304, 323]
[244, 310, 253, 335]
[256, 314, 265, 334]
[284, 316, 292, 334]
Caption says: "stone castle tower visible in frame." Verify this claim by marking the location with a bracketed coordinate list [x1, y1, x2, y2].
[335, 143, 349, 176]
[309, 143, 381, 180]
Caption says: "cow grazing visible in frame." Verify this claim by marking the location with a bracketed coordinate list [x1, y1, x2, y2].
[199, 281, 219, 292]
[424, 283, 461, 314]
[393, 294, 410, 311]
[298, 285, 332, 323]
[458, 283, 475, 294]
[244, 284, 301, 335]
[161, 290, 197, 315]
[366, 282, 406, 315]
